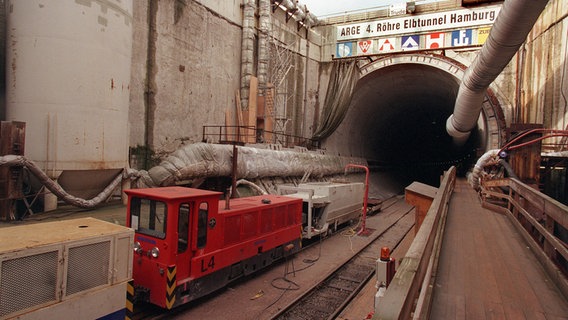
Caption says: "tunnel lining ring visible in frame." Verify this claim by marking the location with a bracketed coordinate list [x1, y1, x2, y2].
[358, 53, 507, 152]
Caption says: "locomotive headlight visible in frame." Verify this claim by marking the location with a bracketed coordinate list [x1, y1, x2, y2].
[150, 247, 160, 258]
[134, 241, 142, 254]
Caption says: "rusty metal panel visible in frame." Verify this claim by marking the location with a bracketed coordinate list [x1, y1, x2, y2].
[0, 121, 25, 156]
[508, 124, 542, 188]
[0, 121, 26, 220]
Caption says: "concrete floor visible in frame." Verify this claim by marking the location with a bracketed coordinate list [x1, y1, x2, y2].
[0, 196, 414, 320]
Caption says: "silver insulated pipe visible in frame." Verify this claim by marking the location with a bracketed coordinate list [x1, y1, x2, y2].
[279, 0, 319, 27]
[446, 0, 550, 145]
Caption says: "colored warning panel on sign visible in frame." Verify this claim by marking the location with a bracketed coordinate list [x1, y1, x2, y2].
[335, 29, 489, 58]
[477, 27, 491, 44]
[426, 32, 445, 49]
[451, 29, 473, 47]
[336, 42, 353, 58]
[401, 35, 420, 51]
[357, 39, 376, 55]
[378, 38, 397, 53]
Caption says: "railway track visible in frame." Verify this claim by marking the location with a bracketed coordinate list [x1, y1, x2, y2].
[130, 197, 412, 320]
[129, 225, 371, 320]
[128, 219, 379, 320]
[270, 204, 414, 320]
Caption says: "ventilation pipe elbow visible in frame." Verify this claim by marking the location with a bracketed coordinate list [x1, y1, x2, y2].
[280, 0, 295, 9]
[279, 0, 319, 27]
[446, 114, 471, 145]
[446, 0, 550, 146]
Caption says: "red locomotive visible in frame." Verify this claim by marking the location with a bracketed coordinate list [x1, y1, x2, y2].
[125, 186, 303, 309]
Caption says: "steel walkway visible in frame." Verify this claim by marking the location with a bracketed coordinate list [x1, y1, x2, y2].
[430, 179, 568, 319]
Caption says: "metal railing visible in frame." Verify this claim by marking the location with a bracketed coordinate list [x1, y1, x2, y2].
[202, 125, 256, 145]
[202, 125, 318, 149]
[374, 166, 456, 319]
[261, 129, 318, 149]
[480, 177, 568, 298]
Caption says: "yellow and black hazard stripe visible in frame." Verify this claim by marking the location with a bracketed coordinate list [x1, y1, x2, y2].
[166, 266, 177, 309]
[125, 280, 135, 320]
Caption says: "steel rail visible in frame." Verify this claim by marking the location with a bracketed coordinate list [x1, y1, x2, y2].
[270, 206, 415, 320]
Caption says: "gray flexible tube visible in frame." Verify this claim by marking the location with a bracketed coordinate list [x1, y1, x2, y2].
[447, 0, 550, 145]
[0, 155, 133, 209]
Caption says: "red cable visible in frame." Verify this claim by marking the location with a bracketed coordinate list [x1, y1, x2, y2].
[499, 129, 568, 155]
[506, 133, 568, 151]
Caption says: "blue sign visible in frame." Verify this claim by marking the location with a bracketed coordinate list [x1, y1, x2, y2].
[451, 29, 472, 46]
[336, 42, 353, 58]
[401, 35, 420, 51]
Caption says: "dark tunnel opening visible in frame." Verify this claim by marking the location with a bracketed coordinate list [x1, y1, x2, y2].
[325, 62, 482, 198]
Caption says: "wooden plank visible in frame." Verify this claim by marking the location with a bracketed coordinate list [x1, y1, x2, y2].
[375, 167, 456, 319]
[454, 294, 466, 319]
[508, 208, 568, 312]
[437, 183, 495, 318]
[482, 178, 510, 188]
[510, 198, 568, 261]
[508, 124, 542, 185]
[432, 179, 568, 320]
[481, 188, 509, 200]
[492, 214, 548, 316]
[235, 89, 245, 143]
[248, 76, 258, 143]
[235, 89, 243, 127]
[517, 185, 546, 213]
[405, 181, 437, 198]
[501, 303, 527, 320]
[485, 301, 506, 320]
[511, 178, 568, 229]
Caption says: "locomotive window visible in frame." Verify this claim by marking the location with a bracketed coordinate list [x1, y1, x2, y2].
[130, 197, 167, 239]
[178, 203, 190, 253]
[197, 202, 208, 248]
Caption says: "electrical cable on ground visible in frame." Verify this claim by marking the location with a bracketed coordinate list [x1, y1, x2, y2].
[341, 215, 362, 253]
[260, 235, 325, 316]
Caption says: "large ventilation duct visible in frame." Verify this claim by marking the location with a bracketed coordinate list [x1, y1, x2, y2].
[258, 0, 271, 88]
[135, 143, 363, 188]
[0, 143, 366, 210]
[278, 0, 319, 27]
[446, 0, 549, 145]
[240, 0, 255, 110]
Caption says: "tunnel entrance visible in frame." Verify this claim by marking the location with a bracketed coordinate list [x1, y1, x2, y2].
[323, 54, 506, 198]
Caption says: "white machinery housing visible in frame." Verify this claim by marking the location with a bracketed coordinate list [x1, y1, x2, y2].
[0, 218, 133, 319]
[278, 181, 364, 239]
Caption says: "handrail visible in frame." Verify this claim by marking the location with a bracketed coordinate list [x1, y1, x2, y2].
[201, 125, 318, 149]
[202, 125, 256, 145]
[261, 129, 319, 149]
[374, 166, 456, 319]
[480, 177, 568, 299]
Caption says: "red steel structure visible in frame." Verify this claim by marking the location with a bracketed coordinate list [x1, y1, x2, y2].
[125, 186, 302, 309]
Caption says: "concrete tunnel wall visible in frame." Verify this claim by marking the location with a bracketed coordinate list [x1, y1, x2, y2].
[322, 54, 507, 198]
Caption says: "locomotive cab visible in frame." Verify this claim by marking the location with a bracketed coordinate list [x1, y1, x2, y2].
[125, 186, 222, 309]
[125, 186, 303, 310]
